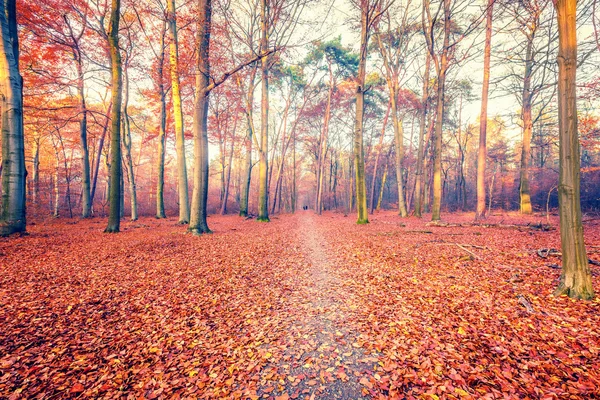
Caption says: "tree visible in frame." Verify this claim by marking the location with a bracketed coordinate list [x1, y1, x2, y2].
[105, 0, 123, 233]
[188, 0, 273, 234]
[167, 0, 190, 224]
[423, 0, 451, 221]
[257, 0, 270, 222]
[552, 0, 594, 299]
[475, 0, 494, 219]
[353, 0, 388, 225]
[375, 1, 418, 217]
[0, 0, 26, 236]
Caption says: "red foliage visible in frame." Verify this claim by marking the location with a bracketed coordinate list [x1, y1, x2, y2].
[1, 213, 599, 398]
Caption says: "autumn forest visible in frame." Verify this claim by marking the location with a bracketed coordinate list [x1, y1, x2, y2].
[1, 0, 600, 398]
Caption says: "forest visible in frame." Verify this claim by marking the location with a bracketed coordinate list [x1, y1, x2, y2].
[1, 0, 600, 398]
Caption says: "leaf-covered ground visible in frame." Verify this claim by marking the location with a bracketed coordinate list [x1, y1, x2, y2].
[1, 212, 599, 399]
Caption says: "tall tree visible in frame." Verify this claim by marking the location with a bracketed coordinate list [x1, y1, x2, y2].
[105, 0, 123, 233]
[475, 0, 494, 219]
[423, 0, 451, 221]
[257, 0, 270, 222]
[167, 0, 190, 224]
[552, 0, 594, 299]
[0, 0, 26, 236]
[353, 0, 387, 224]
[414, 52, 430, 217]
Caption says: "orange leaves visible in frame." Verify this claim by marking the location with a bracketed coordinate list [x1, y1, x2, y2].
[1, 213, 600, 399]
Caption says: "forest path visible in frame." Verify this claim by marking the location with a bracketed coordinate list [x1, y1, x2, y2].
[268, 212, 373, 399]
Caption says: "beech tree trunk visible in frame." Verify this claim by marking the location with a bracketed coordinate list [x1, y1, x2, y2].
[90, 103, 111, 210]
[476, 0, 494, 219]
[122, 66, 137, 221]
[353, 5, 370, 225]
[0, 0, 25, 236]
[430, 0, 450, 221]
[76, 60, 91, 218]
[167, 0, 190, 224]
[239, 71, 257, 217]
[257, 0, 269, 222]
[553, 0, 594, 300]
[156, 39, 167, 219]
[414, 53, 430, 217]
[370, 102, 390, 214]
[188, 0, 212, 234]
[519, 37, 534, 215]
[105, 0, 122, 233]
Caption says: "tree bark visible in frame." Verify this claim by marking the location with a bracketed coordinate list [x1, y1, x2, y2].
[188, 0, 212, 234]
[553, 0, 594, 299]
[370, 101, 390, 214]
[76, 59, 92, 218]
[430, 0, 450, 221]
[414, 53, 430, 217]
[105, 0, 122, 233]
[353, 4, 370, 225]
[257, 0, 269, 222]
[91, 102, 111, 210]
[122, 65, 137, 221]
[519, 35, 534, 215]
[156, 35, 167, 219]
[476, 0, 494, 219]
[0, 0, 25, 235]
[167, 0, 190, 224]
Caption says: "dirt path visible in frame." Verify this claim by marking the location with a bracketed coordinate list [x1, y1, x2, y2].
[268, 212, 371, 399]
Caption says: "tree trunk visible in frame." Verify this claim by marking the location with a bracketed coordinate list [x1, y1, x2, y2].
[122, 66, 137, 221]
[414, 53, 430, 217]
[353, 6, 369, 225]
[239, 71, 257, 217]
[553, 0, 594, 300]
[257, 0, 269, 222]
[316, 66, 333, 215]
[32, 133, 40, 205]
[167, 0, 190, 224]
[0, 0, 26, 235]
[476, 0, 494, 219]
[431, 0, 450, 221]
[391, 87, 408, 217]
[519, 36, 534, 215]
[156, 50, 167, 218]
[76, 59, 92, 218]
[105, 0, 122, 233]
[90, 102, 111, 211]
[188, 0, 212, 234]
[220, 133, 235, 215]
[370, 101, 390, 213]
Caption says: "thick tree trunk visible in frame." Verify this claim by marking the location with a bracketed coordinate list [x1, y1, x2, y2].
[257, 0, 269, 222]
[167, 0, 190, 224]
[476, 0, 494, 219]
[353, 7, 369, 225]
[188, 0, 212, 234]
[105, 0, 122, 233]
[0, 0, 26, 235]
[414, 53, 430, 217]
[553, 0, 594, 299]
[520, 38, 534, 215]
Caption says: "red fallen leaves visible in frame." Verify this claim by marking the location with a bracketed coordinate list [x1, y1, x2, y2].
[0, 212, 599, 399]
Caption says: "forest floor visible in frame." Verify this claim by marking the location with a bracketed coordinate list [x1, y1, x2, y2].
[1, 211, 600, 399]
